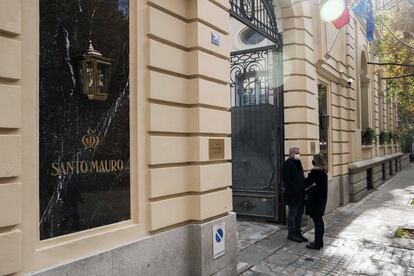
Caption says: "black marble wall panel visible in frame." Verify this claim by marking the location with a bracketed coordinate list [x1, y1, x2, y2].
[39, 0, 130, 240]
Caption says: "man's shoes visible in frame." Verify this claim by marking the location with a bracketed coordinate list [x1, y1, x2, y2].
[297, 233, 309, 242]
[306, 242, 322, 250]
[287, 234, 303, 243]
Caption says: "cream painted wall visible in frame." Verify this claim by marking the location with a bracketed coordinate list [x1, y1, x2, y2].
[281, 0, 400, 177]
[147, 0, 232, 233]
[0, 0, 23, 274]
[14, 0, 151, 274]
[280, 0, 319, 173]
[0, 0, 401, 274]
[1, 0, 234, 274]
[311, 1, 399, 174]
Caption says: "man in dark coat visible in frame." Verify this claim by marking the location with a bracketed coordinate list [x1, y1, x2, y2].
[282, 146, 308, 242]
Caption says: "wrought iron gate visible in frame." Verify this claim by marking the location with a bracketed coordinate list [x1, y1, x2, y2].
[230, 46, 284, 221]
[229, 0, 282, 47]
[229, 0, 284, 222]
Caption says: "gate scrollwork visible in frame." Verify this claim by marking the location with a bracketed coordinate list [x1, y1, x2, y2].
[240, 0, 255, 20]
[229, 0, 281, 47]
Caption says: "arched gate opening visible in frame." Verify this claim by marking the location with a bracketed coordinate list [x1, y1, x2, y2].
[229, 0, 285, 222]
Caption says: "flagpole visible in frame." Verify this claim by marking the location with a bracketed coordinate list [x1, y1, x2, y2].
[324, 28, 343, 59]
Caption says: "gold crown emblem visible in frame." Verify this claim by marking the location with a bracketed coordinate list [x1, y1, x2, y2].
[81, 129, 100, 150]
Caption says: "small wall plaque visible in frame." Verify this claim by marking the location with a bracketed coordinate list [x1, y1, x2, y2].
[211, 32, 220, 46]
[213, 222, 225, 259]
[310, 141, 316, 154]
[209, 139, 225, 160]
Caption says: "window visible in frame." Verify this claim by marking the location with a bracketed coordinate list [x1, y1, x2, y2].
[360, 51, 370, 130]
[379, 80, 384, 132]
[240, 28, 266, 45]
[318, 84, 329, 160]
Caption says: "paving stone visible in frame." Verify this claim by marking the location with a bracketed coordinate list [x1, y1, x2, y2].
[237, 262, 250, 275]
[237, 220, 281, 250]
[240, 164, 414, 275]
[264, 251, 302, 267]
[239, 243, 274, 267]
[256, 229, 289, 252]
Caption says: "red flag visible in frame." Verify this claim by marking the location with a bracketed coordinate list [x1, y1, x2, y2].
[333, 0, 350, 29]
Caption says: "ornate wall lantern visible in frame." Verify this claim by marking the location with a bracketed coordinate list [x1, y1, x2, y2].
[77, 41, 112, 101]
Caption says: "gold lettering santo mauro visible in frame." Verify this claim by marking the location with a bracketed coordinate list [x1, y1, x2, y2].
[51, 159, 124, 176]
[81, 129, 100, 150]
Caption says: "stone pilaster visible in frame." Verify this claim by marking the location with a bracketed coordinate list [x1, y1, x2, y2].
[0, 0, 22, 274]
[280, 0, 318, 171]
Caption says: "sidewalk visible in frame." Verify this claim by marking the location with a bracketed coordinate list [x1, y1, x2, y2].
[237, 163, 414, 276]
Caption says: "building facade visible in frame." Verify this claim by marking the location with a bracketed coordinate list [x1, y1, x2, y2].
[0, 0, 407, 275]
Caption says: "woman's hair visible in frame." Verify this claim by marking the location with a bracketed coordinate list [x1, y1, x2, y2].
[313, 154, 328, 173]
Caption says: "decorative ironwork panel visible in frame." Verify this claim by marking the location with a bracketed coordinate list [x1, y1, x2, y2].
[230, 0, 281, 47]
[230, 46, 276, 107]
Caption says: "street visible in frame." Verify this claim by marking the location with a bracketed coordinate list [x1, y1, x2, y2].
[238, 164, 414, 275]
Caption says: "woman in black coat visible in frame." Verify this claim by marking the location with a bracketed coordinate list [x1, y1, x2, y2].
[305, 154, 328, 250]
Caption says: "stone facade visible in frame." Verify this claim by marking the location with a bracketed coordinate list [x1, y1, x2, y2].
[401, 154, 410, 168]
[372, 165, 383, 189]
[0, 0, 406, 275]
[31, 214, 238, 276]
[350, 170, 368, 202]
[383, 161, 391, 180]
[278, 0, 402, 208]
[0, 0, 23, 274]
[348, 153, 408, 202]
[0, 0, 236, 275]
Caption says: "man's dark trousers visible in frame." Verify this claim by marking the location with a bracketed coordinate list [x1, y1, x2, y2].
[287, 203, 304, 236]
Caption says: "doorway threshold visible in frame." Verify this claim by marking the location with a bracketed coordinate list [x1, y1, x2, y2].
[237, 218, 284, 274]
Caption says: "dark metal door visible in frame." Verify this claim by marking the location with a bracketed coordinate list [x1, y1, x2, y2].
[230, 46, 284, 221]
